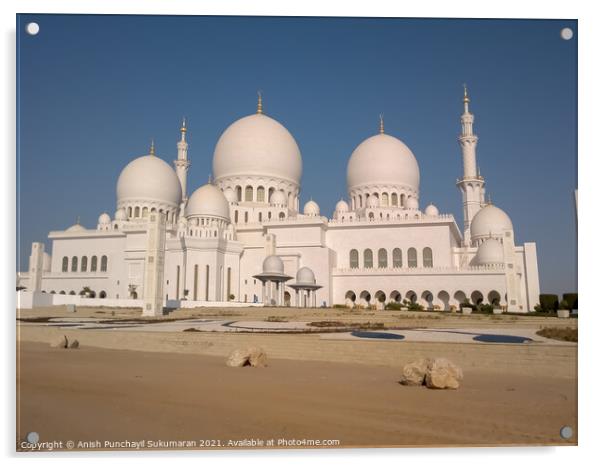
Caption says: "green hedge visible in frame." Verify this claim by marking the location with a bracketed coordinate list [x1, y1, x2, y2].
[539, 294, 559, 312]
[562, 293, 578, 310]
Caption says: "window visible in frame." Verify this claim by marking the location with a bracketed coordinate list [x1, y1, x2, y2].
[99, 290, 107, 298]
[408, 248, 417, 268]
[349, 249, 359, 268]
[257, 186, 265, 202]
[381, 193, 389, 207]
[363, 249, 373, 268]
[236, 186, 242, 201]
[81, 256, 88, 272]
[142, 207, 148, 218]
[91, 256, 98, 272]
[391, 193, 398, 206]
[378, 248, 387, 268]
[100, 255, 108, 272]
[234, 210, 239, 223]
[245, 186, 253, 202]
[423, 247, 433, 268]
[393, 248, 402, 268]
[71, 256, 78, 272]
[135, 206, 140, 217]
[244, 212, 248, 223]
[62, 256, 68, 272]
[279, 212, 285, 220]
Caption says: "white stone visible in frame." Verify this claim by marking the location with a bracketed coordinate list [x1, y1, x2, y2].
[425, 358, 463, 389]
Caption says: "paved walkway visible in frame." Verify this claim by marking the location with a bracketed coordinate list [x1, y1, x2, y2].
[18, 317, 574, 345]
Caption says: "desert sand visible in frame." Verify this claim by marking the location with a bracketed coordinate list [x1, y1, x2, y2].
[17, 340, 577, 450]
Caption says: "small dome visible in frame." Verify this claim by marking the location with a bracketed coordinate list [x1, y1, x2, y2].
[98, 212, 111, 224]
[347, 133, 420, 194]
[223, 187, 237, 203]
[303, 200, 320, 216]
[116, 154, 182, 207]
[66, 223, 86, 232]
[470, 204, 513, 242]
[186, 184, 230, 221]
[296, 266, 316, 285]
[263, 255, 284, 274]
[406, 197, 419, 210]
[114, 208, 127, 221]
[213, 113, 302, 185]
[270, 190, 287, 206]
[424, 204, 439, 217]
[367, 195, 379, 208]
[335, 199, 349, 212]
[474, 238, 504, 266]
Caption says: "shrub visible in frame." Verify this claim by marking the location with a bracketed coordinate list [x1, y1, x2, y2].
[562, 293, 578, 310]
[460, 299, 475, 310]
[536, 327, 577, 342]
[332, 304, 348, 309]
[539, 294, 559, 312]
[559, 300, 570, 310]
[403, 299, 424, 312]
[477, 303, 494, 313]
[385, 301, 402, 310]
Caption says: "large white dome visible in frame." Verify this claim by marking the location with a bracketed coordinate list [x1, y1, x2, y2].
[186, 184, 230, 221]
[347, 133, 420, 192]
[213, 113, 302, 185]
[470, 204, 513, 242]
[116, 155, 182, 207]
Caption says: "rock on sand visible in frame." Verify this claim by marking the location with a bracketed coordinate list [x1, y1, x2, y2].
[400, 357, 463, 389]
[226, 347, 268, 368]
[425, 358, 463, 389]
[399, 358, 429, 386]
[69, 339, 80, 349]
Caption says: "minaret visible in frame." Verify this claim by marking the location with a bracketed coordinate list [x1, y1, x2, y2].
[456, 85, 486, 246]
[174, 118, 190, 202]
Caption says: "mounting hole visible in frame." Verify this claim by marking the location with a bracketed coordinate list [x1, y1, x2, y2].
[25, 22, 40, 36]
[560, 27, 573, 40]
[560, 425, 573, 439]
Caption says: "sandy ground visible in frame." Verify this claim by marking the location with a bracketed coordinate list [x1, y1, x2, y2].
[17, 341, 577, 450]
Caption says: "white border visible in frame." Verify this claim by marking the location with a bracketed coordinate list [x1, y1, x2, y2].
[3, 1, 599, 465]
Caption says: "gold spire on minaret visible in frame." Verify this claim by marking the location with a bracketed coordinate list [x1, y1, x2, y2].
[180, 117, 187, 133]
[257, 91, 263, 114]
[463, 83, 470, 103]
[379, 114, 385, 134]
[150, 139, 155, 156]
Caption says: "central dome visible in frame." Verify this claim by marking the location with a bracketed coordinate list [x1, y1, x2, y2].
[212, 113, 302, 185]
[347, 133, 420, 193]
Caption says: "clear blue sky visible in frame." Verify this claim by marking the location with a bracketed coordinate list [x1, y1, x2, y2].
[16, 15, 577, 295]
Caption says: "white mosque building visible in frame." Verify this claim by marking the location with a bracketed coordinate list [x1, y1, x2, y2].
[18, 88, 540, 314]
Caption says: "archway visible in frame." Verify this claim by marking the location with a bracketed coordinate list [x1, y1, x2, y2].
[453, 290, 467, 307]
[359, 290, 371, 307]
[488, 290, 501, 306]
[284, 291, 291, 307]
[471, 290, 484, 306]
[345, 290, 356, 308]
[437, 290, 450, 311]
[375, 290, 386, 310]
[405, 290, 417, 303]
[421, 290, 434, 310]
[390, 290, 402, 303]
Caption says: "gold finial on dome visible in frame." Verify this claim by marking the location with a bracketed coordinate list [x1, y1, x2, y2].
[379, 114, 385, 134]
[150, 139, 155, 156]
[257, 90, 263, 114]
[463, 83, 470, 104]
